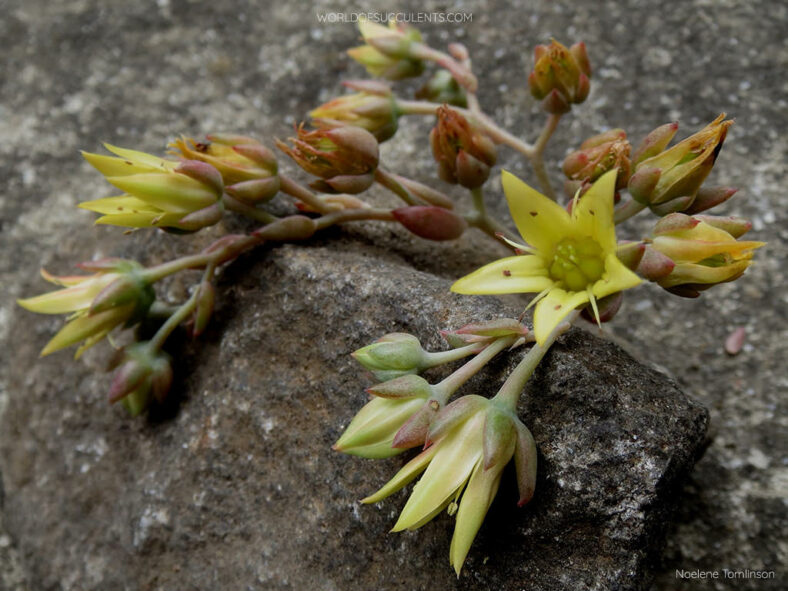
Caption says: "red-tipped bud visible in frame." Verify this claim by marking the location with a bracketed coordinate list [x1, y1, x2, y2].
[175, 203, 224, 232]
[628, 167, 662, 204]
[693, 215, 752, 238]
[652, 212, 701, 235]
[514, 422, 538, 506]
[175, 160, 225, 195]
[192, 281, 215, 337]
[253, 215, 316, 241]
[683, 186, 738, 214]
[541, 88, 571, 114]
[631, 122, 679, 166]
[367, 375, 433, 400]
[483, 407, 516, 470]
[616, 241, 646, 271]
[431, 105, 497, 189]
[225, 176, 281, 204]
[649, 195, 695, 216]
[392, 206, 467, 241]
[636, 246, 676, 281]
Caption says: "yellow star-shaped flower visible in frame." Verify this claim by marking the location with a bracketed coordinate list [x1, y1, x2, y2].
[452, 169, 641, 344]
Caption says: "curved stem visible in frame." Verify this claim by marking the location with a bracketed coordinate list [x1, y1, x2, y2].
[432, 336, 516, 403]
[222, 194, 277, 224]
[279, 175, 332, 214]
[149, 291, 199, 351]
[374, 168, 419, 206]
[424, 342, 485, 367]
[614, 198, 647, 224]
[314, 207, 395, 229]
[466, 187, 519, 243]
[492, 309, 579, 411]
[527, 114, 562, 200]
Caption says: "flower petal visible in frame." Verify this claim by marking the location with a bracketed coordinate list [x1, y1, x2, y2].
[39, 306, 131, 356]
[533, 287, 590, 345]
[449, 462, 505, 576]
[17, 275, 116, 314]
[501, 170, 572, 251]
[361, 445, 438, 504]
[573, 169, 617, 252]
[451, 255, 553, 295]
[591, 253, 643, 300]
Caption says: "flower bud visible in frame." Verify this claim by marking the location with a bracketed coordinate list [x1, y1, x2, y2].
[683, 186, 737, 215]
[692, 214, 752, 238]
[108, 343, 173, 415]
[415, 69, 467, 107]
[276, 125, 379, 194]
[615, 241, 646, 271]
[170, 134, 278, 186]
[528, 40, 592, 109]
[636, 246, 675, 281]
[392, 206, 467, 241]
[192, 280, 215, 337]
[563, 129, 631, 189]
[310, 84, 400, 143]
[628, 115, 732, 209]
[80, 145, 224, 230]
[647, 213, 764, 295]
[631, 122, 678, 166]
[252, 215, 317, 241]
[352, 333, 429, 381]
[430, 106, 496, 189]
[347, 19, 424, 80]
[441, 318, 529, 347]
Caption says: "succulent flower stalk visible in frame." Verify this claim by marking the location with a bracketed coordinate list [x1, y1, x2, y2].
[17, 260, 154, 358]
[430, 106, 497, 189]
[79, 145, 224, 230]
[276, 125, 379, 194]
[452, 170, 641, 344]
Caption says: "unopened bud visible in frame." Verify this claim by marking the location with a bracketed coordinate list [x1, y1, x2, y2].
[631, 122, 678, 166]
[192, 281, 215, 337]
[352, 333, 428, 381]
[367, 374, 433, 400]
[581, 291, 623, 324]
[253, 215, 316, 241]
[693, 215, 752, 238]
[225, 176, 281, 203]
[430, 106, 496, 189]
[616, 241, 646, 271]
[392, 206, 467, 241]
[683, 186, 737, 215]
[528, 39, 592, 110]
[415, 69, 467, 107]
[636, 246, 675, 281]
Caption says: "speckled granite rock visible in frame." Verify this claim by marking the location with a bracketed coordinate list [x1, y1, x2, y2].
[1, 241, 708, 590]
[1, 0, 784, 589]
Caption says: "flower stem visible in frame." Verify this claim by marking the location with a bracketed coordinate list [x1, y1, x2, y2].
[432, 336, 516, 403]
[279, 175, 332, 214]
[492, 310, 579, 411]
[222, 194, 278, 224]
[314, 207, 395, 229]
[374, 168, 419, 205]
[149, 291, 199, 351]
[424, 342, 486, 367]
[527, 113, 562, 200]
[614, 198, 647, 224]
[466, 187, 519, 243]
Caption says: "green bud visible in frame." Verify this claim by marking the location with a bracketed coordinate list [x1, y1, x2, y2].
[352, 333, 428, 381]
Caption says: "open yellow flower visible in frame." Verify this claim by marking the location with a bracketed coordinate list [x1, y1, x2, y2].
[452, 169, 641, 344]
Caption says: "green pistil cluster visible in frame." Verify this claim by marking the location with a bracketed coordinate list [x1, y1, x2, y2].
[548, 237, 604, 291]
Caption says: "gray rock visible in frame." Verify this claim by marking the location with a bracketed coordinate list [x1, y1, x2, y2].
[1, 241, 707, 590]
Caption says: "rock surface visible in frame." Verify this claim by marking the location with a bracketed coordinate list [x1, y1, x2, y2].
[1, 241, 708, 590]
[0, 0, 784, 589]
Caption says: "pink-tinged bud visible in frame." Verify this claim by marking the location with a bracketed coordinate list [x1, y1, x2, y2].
[693, 215, 752, 238]
[581, 291, 624, 324]
[90, 272, 154, 320]
[628, 167, 662, 204]
[170, 135, 278, 186]
[636, 246, 676, 281]
[175, 160, 224, 195]
[367, 374, 433, 400]
[631, 115, 732, 209]
[653, 212, 701, 235]
[648, 217, 764, 293]
[513, 422, 538, 506]
[192, 281, 215, 337]
[683, 186, 738, 214]
[342, 79, 392, 95]
[631, 122, 679, 166]
[541, 88, 571, 114]
[313, 172, 375, 194]
[392, 206, 467, 241]
[563, 129, 631, 188]
[253, 215, 316, 241]
[649, 195, 695, 216]
[392, 399, 441, 449]
[347, 19, 424, 81]
[528, 39, 592, 109]
[175, 203, 224, 232]
[107, 343, 172, 415]
[310, 90, 399, 142]
[452, 318, 529, 340]
[426, 395, 487, 445]
[570, 42, 592, 77]
[724, 327, 747, 356]
[483, 407, 516, 470]
[430, 106, 496, 189]
[276, 124, 379, 194]
[225, 176, 280, 204]
[616, 241, 646, 271]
